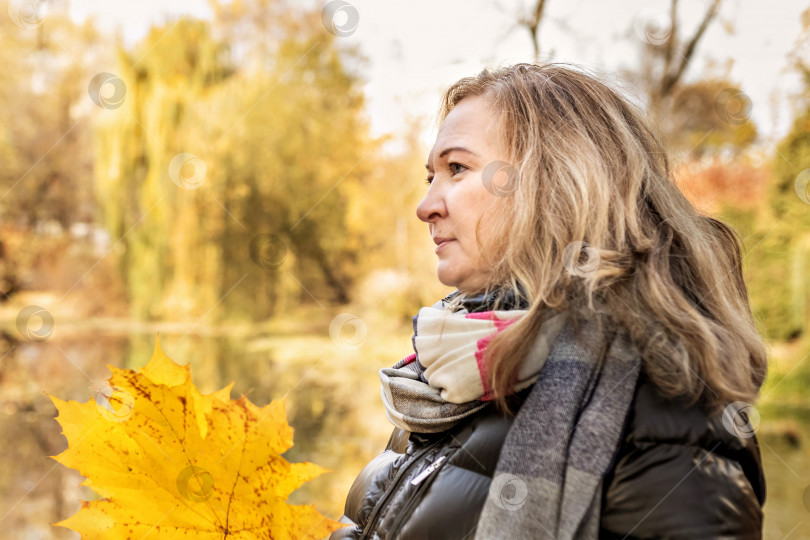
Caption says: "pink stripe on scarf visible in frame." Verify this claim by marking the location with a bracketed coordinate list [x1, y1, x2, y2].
[466, 311, 521, 401]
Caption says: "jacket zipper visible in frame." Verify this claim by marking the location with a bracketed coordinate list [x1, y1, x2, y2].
[360, 433, 450, 539]
[410, 455, 446, 486]
[387, 451, 451, 536]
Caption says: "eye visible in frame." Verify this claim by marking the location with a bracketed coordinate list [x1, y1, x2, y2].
[424, 162, 466, 186]
[448, 162, 467, 175]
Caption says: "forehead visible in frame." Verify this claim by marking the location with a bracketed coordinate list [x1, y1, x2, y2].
[427, 96, 502, 166]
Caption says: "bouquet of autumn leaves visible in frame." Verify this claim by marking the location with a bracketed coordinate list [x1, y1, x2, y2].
[45, 334, 347, 539]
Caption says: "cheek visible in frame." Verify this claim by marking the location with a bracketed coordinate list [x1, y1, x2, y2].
[451, 217, 486, 265]
[454, 184, 493, 240]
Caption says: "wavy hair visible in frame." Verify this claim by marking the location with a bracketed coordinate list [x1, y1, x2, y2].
[436, 62, 768, 417]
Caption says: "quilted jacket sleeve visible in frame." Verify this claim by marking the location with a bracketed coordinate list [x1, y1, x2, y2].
[599, 440, 764, 539]
[598, 372, 766, 539]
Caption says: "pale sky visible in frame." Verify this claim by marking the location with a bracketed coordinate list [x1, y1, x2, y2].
[67, 0, 807, 154]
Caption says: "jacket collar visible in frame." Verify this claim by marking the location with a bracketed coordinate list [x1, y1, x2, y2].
[442, 284, 530, 313]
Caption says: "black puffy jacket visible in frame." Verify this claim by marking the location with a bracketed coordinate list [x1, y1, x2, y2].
[330, 366, 766, 539]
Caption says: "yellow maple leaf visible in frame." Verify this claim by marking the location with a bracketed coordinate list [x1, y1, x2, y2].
[46, 333, 349, 539]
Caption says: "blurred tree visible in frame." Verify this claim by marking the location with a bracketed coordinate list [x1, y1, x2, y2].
[646, 0, 722, 107]
[93, 18, 235, 321]
[506, 1, 755, 157]
[94, 3, 387, 322]
[620, 0, 761, 157]
[758, 5, 810, 341]
[665, 78, 758, 158]
[201, 5, 383, 319]
[0, 1, 111, 301]
[786, 5, 810, 112]
[0, 2, 100, 229]
[618, 0, 763, 249]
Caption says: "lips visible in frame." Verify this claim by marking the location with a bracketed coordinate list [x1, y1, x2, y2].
[434, 238, 454, 252]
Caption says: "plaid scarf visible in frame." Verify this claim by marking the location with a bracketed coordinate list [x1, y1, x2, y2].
[379, 289, 642, 539]
[379, 291, 569, 433]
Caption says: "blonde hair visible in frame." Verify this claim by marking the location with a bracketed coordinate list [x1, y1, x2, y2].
[437, 62, 768, 417]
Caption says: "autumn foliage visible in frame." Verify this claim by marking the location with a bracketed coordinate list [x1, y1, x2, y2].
[46, 334, 347, 539]
[672, 158, 769, 214]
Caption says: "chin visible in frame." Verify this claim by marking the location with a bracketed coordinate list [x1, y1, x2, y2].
[436, 267, 462, 289]
[437, 270, 480, 293]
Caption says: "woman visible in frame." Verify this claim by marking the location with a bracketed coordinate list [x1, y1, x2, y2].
[330, 63, 767, 540]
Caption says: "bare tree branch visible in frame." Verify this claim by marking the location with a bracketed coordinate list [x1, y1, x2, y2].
[662, 0, 677, 83]
[517, 0, 549, 62]
[661, 0, 722, 97]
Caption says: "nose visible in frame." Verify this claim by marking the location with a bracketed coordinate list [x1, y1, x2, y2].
[416, 186, 446, 224]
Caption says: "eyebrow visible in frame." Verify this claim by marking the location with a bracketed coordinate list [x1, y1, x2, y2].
[425, 146, 479, 170]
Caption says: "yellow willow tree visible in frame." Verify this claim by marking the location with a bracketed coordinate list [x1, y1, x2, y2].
[92, 18, 233, 322]
[93, 7, 381, 323]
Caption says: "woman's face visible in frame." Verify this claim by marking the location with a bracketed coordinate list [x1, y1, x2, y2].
[417, 95, 510, 294]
